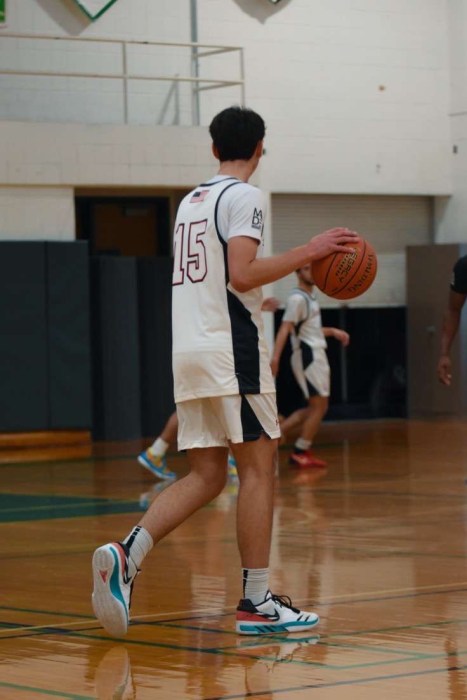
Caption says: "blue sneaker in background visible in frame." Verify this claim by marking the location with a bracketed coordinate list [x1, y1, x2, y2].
[137, 450, 176, 481]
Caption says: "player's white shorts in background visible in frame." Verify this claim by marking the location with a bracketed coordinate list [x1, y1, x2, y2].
[177, 393, 281, 450]
[291, 346, 330, 399]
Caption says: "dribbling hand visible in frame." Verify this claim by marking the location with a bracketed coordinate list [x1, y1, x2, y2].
[307, 227, 360, 261]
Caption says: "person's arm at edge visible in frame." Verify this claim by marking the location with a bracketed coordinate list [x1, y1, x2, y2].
[322, 327, 350, 347]
[228, 228, 359, 293]
[437, 290, 467, 385]
[270, 320, 294, 377]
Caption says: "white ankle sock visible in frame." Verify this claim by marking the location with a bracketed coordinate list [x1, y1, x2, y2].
[242, 568, 269, 605]
[295, 438, 311, 451]
[150, 437, 169, 456]
[123, 526, 153, 569]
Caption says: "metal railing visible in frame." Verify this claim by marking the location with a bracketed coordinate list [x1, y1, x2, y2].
[0, 33, 245, 125]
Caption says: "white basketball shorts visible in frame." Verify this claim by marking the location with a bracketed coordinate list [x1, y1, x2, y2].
[177, 392, 281, 450]
[291, 345, 330, 399]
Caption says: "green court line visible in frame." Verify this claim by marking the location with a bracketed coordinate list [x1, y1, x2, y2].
[2, 619, 467, 674]
[2, 584, 467, 634]
[203, 661, 467, 699]
[0, 497, 144, 522]
[0, 499, 136, 513]
[0, 681, 94, 699]
[0, 604, 92, 619]
[61, 630, 467, 673]
[314, 487, 467, 501]
[311, 544, 467, 560]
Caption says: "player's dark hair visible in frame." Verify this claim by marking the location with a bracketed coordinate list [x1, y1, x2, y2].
[209, 106, 266, 162]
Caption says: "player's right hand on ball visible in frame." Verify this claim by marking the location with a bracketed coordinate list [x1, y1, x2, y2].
[307, 228, 360, 261]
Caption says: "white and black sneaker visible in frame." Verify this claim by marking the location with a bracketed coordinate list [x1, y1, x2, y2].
[236, 591, 319, 635]
[92, 542, 139, 637]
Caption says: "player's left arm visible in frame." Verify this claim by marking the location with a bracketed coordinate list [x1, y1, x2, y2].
[437, 289, 467, 385]
[261, 297, 281, 312]
[323, 327, 350, 347]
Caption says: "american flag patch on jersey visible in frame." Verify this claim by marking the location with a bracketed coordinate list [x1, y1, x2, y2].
[190, 189, 209, 203]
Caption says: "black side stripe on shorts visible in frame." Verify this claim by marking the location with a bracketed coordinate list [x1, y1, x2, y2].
[240, 395, 270, 442]
[299, 341, 318, 397]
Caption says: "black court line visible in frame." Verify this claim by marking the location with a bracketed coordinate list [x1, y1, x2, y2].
[2, 583, 467, 641]
[3, 620, 467, 669]
[203, 662, 467, 699]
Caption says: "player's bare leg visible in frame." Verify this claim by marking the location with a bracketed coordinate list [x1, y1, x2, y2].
[159, 411, 179, 444]
[93, 446, 228, 636]
[230, 434, 277, 568]
[279, 407, 312, 444]
[231, 434, 319, 634]
[290, 395, 329, 468]
[300, 395, 328, 443]
[138, 446, 228, 541]
[138, 411, 179, 481]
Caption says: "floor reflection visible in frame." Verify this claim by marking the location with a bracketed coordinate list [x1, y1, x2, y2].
[94, 645, 135, 699]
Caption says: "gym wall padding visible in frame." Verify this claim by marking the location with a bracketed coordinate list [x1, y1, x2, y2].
[138, 257, 174, 437]
[91, 256, 142, 440]
[46, 242, 92, 429]
[0, 241, 93, 432]
[0, 242, 48, 431]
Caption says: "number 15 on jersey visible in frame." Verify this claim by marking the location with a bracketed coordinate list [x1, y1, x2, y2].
[173, 220, 208, 285]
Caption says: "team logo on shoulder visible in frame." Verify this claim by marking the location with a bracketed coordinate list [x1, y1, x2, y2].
[252, 208, 263, 230]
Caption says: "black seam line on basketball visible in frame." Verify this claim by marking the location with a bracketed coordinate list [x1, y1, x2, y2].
[332, 239, 368, 295]
[322, 251, 339, 291]
[201, 664, 467, 700]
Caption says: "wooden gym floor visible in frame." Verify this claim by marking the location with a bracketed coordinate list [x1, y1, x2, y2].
[1, 418, 467, 699]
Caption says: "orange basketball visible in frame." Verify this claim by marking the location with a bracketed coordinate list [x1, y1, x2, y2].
[311, 237, 377, 300]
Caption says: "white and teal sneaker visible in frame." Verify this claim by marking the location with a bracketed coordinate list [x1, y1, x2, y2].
[137, 449, 176, 481]
[92, 542, 139, 637]
[236, 591, 319, 635]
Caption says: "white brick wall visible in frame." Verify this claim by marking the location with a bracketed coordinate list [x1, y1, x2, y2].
[0, 0, 452, 192]
[0, 187, 75, 239]
[197, 0, 451, 196]
[0, 0, 465, 305]
[423, 0, 467, 243]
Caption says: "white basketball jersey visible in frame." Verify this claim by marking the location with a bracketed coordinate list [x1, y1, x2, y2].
[172, 175, 276, 403]
[282, 288, 327, 352]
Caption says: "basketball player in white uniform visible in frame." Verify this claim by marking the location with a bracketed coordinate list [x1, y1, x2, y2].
[91, 107, 359, 636]
[271, 264, 349, 469]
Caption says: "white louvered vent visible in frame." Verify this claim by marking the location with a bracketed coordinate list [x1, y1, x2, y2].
[271, 194, 432, 307]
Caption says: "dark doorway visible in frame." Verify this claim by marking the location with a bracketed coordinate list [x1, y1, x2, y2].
[75, 196, 171, 257]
